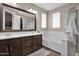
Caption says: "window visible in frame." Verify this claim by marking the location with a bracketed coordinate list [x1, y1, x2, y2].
[52, 12, 60, 28]
[41, 13, 47, 28]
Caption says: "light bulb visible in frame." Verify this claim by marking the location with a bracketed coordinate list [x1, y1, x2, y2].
[32, 10, 35, 13]
[35, 11, 37, 14]
[29, 8, 32, 12]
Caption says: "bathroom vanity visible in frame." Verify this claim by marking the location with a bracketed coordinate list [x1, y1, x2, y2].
[0, 4, 42, 56]
[0, 34, 42, 56]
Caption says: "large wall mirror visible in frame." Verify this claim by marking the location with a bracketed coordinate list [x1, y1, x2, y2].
[2, 4, 36, 31]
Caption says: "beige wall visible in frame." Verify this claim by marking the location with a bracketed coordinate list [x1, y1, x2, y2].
[17, 3, 48, 31]
[13, 3, 79, 32]
[47, 3, 79, 32]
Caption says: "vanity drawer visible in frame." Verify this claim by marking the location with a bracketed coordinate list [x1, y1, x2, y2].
[33, 35, 42, 39]
[22, 40, 32, 48]
[0, 40, 8, 45]
[22, 37, 32, 48]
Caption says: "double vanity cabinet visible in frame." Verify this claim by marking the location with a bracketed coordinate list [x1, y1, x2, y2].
[0, 3, 41, 56]
[0, 34, 42, 56]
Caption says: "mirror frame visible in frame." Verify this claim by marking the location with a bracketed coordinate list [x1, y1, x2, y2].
[1, 3, 36, 32]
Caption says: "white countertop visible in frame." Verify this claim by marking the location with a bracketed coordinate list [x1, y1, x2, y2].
[0, 32, 42, 40]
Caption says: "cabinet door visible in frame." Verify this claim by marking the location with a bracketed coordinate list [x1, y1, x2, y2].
[22, 37, 32, 56]
[10, 38, 21, 56]
[38, 35, 42, 48]
[32, 35, 42, 51]
[0, 40, 9, 56]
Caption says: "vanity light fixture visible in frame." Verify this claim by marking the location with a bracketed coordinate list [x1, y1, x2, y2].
[27, 8, 38, 14]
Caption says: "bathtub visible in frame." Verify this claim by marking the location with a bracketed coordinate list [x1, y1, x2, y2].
[42, 31, 68, 55]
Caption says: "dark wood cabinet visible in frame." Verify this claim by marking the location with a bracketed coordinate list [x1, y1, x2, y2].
[33, 37, 39, 51]
[9, 38, 21, 56]
[33, 35, 42, 51]
[22, 37, 32, 55]
[38, 35, 42, 48]
[0, 35, 42, 56]
[0, 40, 9, 56]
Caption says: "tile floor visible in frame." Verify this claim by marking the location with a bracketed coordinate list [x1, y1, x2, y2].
[43, 47, 61, 56]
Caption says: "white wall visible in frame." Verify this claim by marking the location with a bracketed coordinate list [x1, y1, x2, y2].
[47, 3, 79, 31]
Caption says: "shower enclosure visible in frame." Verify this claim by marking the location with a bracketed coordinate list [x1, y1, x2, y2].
[65, 7, 79, 56]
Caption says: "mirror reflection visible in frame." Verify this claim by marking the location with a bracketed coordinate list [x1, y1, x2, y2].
[3, 5, 36, 31]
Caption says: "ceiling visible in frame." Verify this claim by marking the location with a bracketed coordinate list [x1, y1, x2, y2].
[34, 3, 67, 11]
